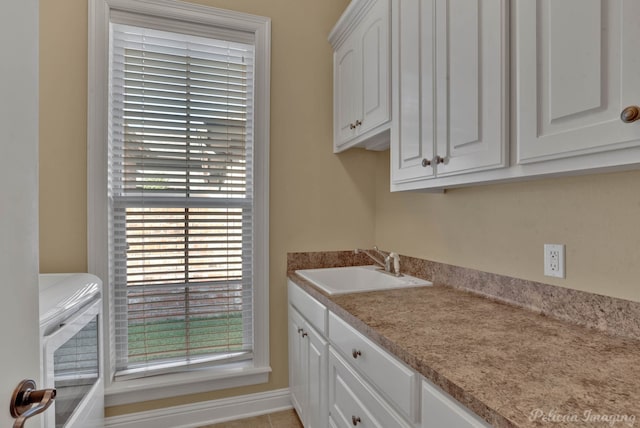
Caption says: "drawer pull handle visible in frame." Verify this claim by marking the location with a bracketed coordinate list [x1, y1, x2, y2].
[297, 328, 303, 335]
[421, 158, 431, 167]
[349, 123, 356, 130]
[352, 349, 362, 359]
[352, 416, 362, 426]
[302, 331, 308, 338]
[355, 120, 362, 127]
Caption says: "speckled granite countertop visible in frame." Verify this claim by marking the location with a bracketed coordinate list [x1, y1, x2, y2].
[288, 268, 640, 427]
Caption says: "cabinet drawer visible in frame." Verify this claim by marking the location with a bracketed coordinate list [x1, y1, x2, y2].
[288, 280, 327, 335]
[329, 348, 412, 428]
[422, 378, 490, 428]
[328, 312, 418, 421]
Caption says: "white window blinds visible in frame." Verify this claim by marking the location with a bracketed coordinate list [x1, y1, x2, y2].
[108, 23, 256, 376]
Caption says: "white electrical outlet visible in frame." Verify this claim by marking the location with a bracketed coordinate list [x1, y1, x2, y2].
[544, 244, 565, 278]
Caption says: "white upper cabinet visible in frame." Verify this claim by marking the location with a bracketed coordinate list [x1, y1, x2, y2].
[391, 0, 436, 185]
[332, 0, 640, 190]
[435, 0, 508, 176]
[391, 0, 509, 190]
[330, 0, 391, 153]
[516, 0, 640, 164]
[335, 38, 361, 146]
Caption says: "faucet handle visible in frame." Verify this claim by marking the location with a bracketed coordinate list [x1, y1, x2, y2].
[389, 252, 401, 276]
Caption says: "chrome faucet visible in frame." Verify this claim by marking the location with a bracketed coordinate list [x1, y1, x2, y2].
[355, 246, 402, 277]
[354, 247, 386, 270]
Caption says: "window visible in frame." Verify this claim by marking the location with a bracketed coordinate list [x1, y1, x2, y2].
[110, 23, 257, 377]
[88, 0, 270, 403]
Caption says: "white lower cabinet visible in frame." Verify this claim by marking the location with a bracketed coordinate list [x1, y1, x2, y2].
[289, 282, 492, 428]
[422, 379, 490, 428]
[289, 306, 307, 420]
[329, 348, 412, 427]
[306, 325, 328, 428]
[289, 307, 328, 428]
[289, 306, 328, 428]
[328, 312, 419, 422]
[288, 280, 329, 428]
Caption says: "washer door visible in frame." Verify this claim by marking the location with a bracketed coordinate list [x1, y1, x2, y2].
[42, 299, 101, 428]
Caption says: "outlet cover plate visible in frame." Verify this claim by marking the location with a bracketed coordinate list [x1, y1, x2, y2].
[544, 244, 565, 278]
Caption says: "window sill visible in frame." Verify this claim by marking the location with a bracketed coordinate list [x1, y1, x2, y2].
[105, 361, 271, 407]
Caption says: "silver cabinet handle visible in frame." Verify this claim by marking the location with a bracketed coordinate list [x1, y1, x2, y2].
[349, 123, 356, 130]
[422, 158, 431, 167]
[352, 415, 362, 426]
[434, 155, 446, 164]
[621, 106, 640, 123]
[352, 349, 362, 358]
[355, 119, 362, 127]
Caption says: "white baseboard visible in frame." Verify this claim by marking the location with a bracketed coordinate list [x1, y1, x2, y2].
[104, 388, 293, 428]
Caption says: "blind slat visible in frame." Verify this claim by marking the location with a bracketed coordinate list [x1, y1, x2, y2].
[123, 84, 249, 100]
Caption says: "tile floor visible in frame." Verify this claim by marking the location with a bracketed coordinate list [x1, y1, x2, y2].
[199, 409, 303, 428]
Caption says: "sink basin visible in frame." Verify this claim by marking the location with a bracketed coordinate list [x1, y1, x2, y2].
[295, 265, 432, 295]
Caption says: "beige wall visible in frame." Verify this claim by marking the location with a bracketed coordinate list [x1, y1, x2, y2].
[40, 0, 89, 272]
[375, 151, 640, 303]
[39, 0, 377, 417]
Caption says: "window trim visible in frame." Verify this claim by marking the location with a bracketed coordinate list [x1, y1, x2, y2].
[88, 0, 270, 404]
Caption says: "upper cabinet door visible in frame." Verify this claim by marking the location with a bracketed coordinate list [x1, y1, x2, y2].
[334, 38, 361, 146]
[391, 0, 436, 185]
[359, 0, 391, 137]
[516, 0, 640, 164]
[391, 0, 508, 190]
[435, 0, 509, 176]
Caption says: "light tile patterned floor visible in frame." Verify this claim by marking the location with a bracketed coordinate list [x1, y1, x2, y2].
[199, 409, 303, 428]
